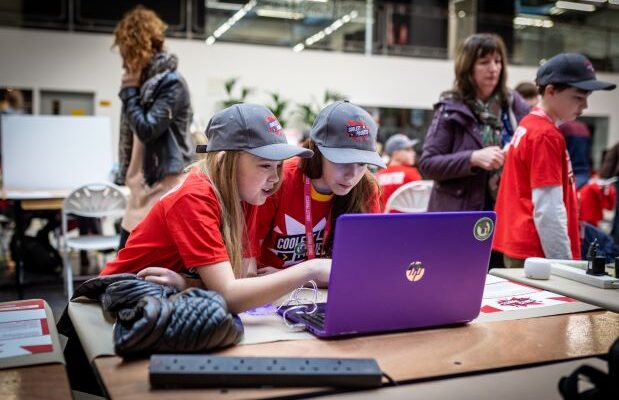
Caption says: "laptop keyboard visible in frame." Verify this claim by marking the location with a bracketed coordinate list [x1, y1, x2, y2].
[294, 303, 326, 329]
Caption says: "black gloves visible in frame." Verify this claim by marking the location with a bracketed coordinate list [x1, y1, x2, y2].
[114, 288, 243, 357]
[71, 274, 243, 357]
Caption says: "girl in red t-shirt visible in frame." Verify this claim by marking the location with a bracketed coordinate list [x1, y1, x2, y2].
[255, 101, 385, 275]
[100, 104, 330, 313]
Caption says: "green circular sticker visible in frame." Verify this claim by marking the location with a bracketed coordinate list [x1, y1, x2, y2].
[473, 217, 494, 241]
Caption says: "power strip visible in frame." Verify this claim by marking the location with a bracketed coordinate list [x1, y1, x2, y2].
[546, 259, 588, 270]
[149, 355, 383, 389]
[551, 263, 619, 289]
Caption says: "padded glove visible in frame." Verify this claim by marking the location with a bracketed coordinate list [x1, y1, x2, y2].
[101, 279, 177, 312]
[114, 288, 243, 357]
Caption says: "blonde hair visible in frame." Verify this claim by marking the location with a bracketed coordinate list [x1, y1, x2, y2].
[113, 6, 167, 72]
[199, 152, 245, 278]
[299, 139, 379, 255]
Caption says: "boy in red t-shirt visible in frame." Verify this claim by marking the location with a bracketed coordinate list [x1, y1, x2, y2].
[376, 134, 422, 211]
[493, 53, 616, 267]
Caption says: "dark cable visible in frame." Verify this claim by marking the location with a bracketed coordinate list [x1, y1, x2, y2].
[382, 371, 398, 386]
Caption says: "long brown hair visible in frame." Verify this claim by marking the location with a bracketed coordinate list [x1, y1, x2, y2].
[299, 139, 378, 256]
[113, 6, 167, 73]
[453, 33, 509, 104]
[199, 152, 245, 278]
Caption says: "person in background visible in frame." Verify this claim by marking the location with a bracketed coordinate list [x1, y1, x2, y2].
[0, 88, 25, 167]
[600, 141, 619, 244]
[0, 88, 24, 115]
[419, 33, 529, 213]
[515, 81, 540, 108]
[376, 134, 422, 211]
[560, 119, 592, 189]
[578, 175, 616, 228]
[493, 53, 616, 267]
[101, 104, 330, 313]
[113, 6, 194, 250]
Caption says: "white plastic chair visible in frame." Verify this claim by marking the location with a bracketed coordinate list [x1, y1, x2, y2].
[61, 183, 127, 299]
[384, 180, 434, 213]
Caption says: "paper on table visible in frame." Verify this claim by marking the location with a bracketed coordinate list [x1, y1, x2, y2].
[238, 288, 328, 345]
[475, 275, 598, 322]
[0, 300, 54, 359]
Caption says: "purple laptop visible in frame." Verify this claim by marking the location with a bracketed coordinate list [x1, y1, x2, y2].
[279, 211, 495, 338]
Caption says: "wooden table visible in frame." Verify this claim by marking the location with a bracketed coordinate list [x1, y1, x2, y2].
[0, 364, 71, 400]
[93, 310, 619, 399]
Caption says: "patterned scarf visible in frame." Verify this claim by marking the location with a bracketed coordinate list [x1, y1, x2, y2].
[465, 93, 503, 147]
[466, 93, 504, 202]
[116, 53, 178, 185]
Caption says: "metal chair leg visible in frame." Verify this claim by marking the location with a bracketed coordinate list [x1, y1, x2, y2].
[62, 250, 74, 301]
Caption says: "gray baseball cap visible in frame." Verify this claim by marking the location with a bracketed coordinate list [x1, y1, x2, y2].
[384, 134, 419, 156]
[198, 103, 313, 160]
[310, 101, 385, 168]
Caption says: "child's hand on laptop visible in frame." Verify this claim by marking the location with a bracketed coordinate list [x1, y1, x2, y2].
[304, 258, 331, 288]
[257, 259, 331, 288]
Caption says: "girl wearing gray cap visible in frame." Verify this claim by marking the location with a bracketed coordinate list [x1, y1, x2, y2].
[101, 104, 331, 313]
[254, 101, 384, 276]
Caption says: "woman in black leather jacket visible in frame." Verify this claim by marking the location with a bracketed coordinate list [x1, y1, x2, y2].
[113, 6, 194, 249]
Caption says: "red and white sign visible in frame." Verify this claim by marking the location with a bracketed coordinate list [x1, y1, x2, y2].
[0, 299, 54, 358]
[480, 276, 576, 313]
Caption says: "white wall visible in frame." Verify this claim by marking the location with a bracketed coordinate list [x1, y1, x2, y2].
[2, 26, 619, 161]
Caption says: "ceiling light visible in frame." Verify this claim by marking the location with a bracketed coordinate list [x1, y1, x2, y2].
[256, 9, 304, 20]
[292, 10, 358, 52]
[514, 16, 554, 28]
[555, 1, 596, 12]
[549, 6, 566, 15]
[205, 0, 257, 45]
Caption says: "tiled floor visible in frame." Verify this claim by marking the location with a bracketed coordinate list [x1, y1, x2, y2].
[0, 253, 107, 321]
[0, 269, 68, 320]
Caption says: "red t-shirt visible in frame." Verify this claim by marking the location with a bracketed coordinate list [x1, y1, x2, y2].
[101, 170, 258, 275]
[579, 182, 616, 227]
[376, 164, 422, 211]
[493, 112, 581, 260]
[255, 158, 380, 269]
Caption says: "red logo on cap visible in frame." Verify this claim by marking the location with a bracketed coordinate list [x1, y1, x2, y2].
[265, 116, 284, 136]
[346, 119, 370, 141]
[584, 59, 595, 74]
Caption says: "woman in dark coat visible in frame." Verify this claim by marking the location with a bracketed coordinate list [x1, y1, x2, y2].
[419, 33, 529, 212]
[113, 6, 194, 249]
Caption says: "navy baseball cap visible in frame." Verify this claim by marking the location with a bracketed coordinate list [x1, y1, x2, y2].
[310, 101, 386, 168]
[536, 53, 616, 91]
[199, 103, 313, 160]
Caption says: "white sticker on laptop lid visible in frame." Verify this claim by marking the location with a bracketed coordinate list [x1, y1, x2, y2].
[473, 217, 494, 241]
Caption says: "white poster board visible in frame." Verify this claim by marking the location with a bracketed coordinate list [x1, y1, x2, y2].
[1, 115, 113, 190]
